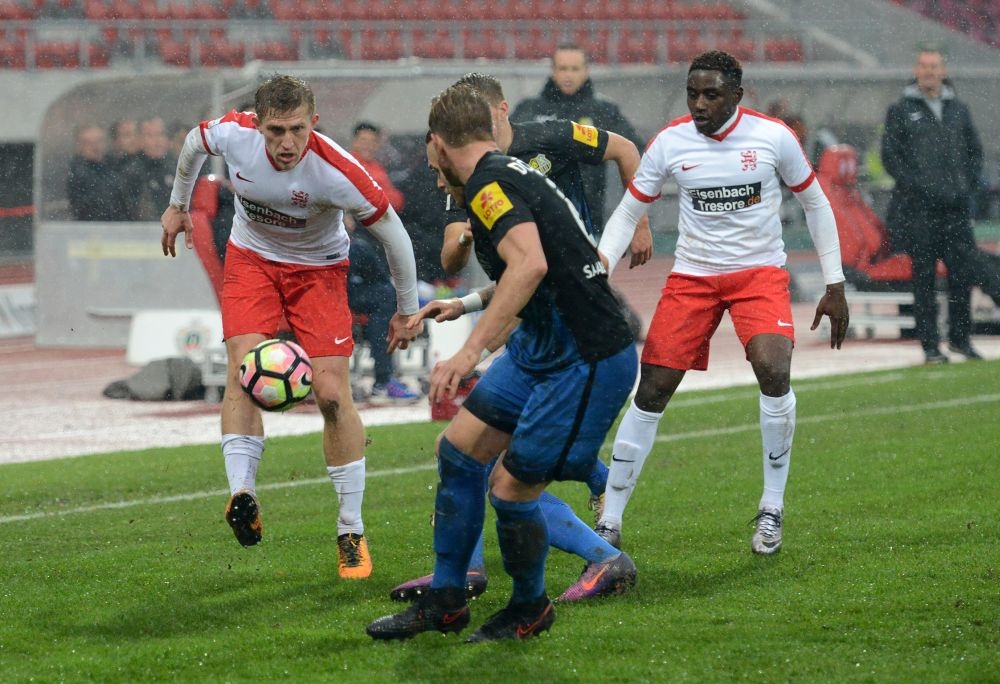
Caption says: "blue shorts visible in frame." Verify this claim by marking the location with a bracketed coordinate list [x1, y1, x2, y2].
[463, 344, 638, 484]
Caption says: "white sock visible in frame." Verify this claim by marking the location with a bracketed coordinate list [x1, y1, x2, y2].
[600, 400, 663, 529]
[327, 458, 366, 536]
[759, 389, 796, 511]
[222, 434, 265, 495]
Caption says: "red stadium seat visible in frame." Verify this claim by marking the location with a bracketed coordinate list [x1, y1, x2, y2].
[463, 27, 508, 61]
[251, 39, 297, 62]
[764, 37, 804, 62]
[158, 38, 192, 67]
[199, 39, 246, 67]
[0, 40, 26, 68]
[412, 28, 455, 59]
[359, 28, 404, 61]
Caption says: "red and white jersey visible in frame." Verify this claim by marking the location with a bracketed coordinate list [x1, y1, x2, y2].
[198, 111, 389, 266]
[630, 106, 814, 275]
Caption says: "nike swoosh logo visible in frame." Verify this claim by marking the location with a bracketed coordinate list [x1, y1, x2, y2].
[611, 455, 634, 463]
[514, 603, 553, 638]
[235, 171, 254, 183]
[681, 163, 702, 171]
[777, 320, 794, 327]
[334, 336, 350, 344]
[441, 608, 467, 625]
[580, 564, 610, 592]
[768, 447, 791, 461]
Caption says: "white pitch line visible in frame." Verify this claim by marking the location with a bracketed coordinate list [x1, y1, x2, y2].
[0, 462, 437, 524]
[3, 392, 998, 525]
[657, 392, 1000, 443]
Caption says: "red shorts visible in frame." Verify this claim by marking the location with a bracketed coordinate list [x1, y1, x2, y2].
[642, 266, 794, 371]
[221, 242, 354, 358]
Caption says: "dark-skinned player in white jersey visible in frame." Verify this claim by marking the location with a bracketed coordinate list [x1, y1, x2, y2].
[596, 50, 850, 557]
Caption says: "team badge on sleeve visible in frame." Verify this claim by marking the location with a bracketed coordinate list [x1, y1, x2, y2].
[571, 122, 599, 147]
[471, 181, 514, 230]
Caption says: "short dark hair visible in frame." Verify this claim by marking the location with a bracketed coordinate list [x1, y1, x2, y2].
[352, 121, 381, 137]
[254, 74, 315, 121]
[453, 73, 506, 107]
[689, 50, 743, 88]
[428, 84, 493, 147]
[554, 43, 588, 64]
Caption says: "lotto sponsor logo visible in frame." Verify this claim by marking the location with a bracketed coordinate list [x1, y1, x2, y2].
[572, 122, 599, 147]
[471, 181, 513, 230]
[689, 182, 762, 212]
[238, 195, 307, 228]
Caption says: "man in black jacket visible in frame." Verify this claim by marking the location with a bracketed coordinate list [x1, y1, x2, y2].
[510, 43, 644, 232]
[66, 124, 118, 221]
[881, 46, 983, 364]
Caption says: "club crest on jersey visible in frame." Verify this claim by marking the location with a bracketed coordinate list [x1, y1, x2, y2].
[740, 150, 758, 171]
[471, 181, 513, 230]
[291, 190, 309, 208]
[572, 122, 599, 147]
[689, 182, 763, 213]
[528, 154, 553, 176]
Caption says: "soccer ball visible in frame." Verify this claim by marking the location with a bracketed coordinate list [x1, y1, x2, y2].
[239, 339, 313, 411]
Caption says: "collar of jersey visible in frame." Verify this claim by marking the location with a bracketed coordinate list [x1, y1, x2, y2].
[706, 107, 743, 142]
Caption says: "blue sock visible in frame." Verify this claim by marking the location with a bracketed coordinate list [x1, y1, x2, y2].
[467, 458, 492, 571]
[585, 459, 609, 497]
[431, 437, 487, 589]
[490, 493, 548, 603]
[539, 491, 619, 564]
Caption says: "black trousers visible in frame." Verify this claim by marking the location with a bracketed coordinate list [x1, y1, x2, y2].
[897, 202, 977, 351]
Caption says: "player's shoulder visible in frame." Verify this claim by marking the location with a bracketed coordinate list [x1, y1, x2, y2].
[204, 109, 256, 131]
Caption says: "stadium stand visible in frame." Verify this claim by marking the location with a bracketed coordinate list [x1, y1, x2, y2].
[890, 0, 1000, 49]
[0, 0, 809, 69]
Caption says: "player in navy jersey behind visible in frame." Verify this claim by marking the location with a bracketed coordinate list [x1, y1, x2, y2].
[596, 51, 850, 556]
[387, 73, 651, 605]
[160, 75, 423, 580]
[366, 84, 638, 642]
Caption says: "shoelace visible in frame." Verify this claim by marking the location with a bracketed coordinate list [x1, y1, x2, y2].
[752, 510, 781, 539]
[339, 536, 363, 566]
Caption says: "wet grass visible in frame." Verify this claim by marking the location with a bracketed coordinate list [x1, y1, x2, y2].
[1, 361, 998, 682]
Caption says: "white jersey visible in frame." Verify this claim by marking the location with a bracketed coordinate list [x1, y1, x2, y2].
[631, 106, 815, 276]
[198, 111, 389, 266]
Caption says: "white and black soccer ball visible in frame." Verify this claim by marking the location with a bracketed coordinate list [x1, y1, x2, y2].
[239, 339, 313, 411]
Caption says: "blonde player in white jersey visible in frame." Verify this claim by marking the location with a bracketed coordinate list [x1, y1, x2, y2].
[597, 51, 850, 555]
[160, 75, 422, 579]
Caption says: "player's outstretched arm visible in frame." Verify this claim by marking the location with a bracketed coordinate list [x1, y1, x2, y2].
[160, 205, 193, 257]
[604, 132, 653, 268]
[810, 282, 850, 349]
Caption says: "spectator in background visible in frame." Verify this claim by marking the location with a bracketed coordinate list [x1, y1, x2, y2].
[66, 124, 118, 221]
[135, 116, 176, 221]
[347, 222, 421, 404]
[510, 43, 645, 231]
[107, 118, 143, 220]
[881, 45, 983, 364]
[349, 122, 405, 211]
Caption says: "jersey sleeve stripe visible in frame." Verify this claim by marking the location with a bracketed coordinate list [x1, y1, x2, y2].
[788, 171, 816, 194]
[628, 181, 660, 203]
[307, 133, 390, 225]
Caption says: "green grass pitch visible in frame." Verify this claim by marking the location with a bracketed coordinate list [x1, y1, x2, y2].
[1, 361, 998, 682]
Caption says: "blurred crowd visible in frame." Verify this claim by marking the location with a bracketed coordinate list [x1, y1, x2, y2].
[66, 116, 185, 223]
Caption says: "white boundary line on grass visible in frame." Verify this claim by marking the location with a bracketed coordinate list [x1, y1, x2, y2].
[2, 391, 997, 525]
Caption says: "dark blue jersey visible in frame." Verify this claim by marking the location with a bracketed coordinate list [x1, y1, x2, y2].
[446, 119, 609, 237]
[508, 119, 608, 236]
[466, 150, 633, 369]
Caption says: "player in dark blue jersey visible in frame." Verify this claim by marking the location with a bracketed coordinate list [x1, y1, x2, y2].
[440, 72, 651, 276]
[367, 85, 639, 643]
[387, 78, 649, 605]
